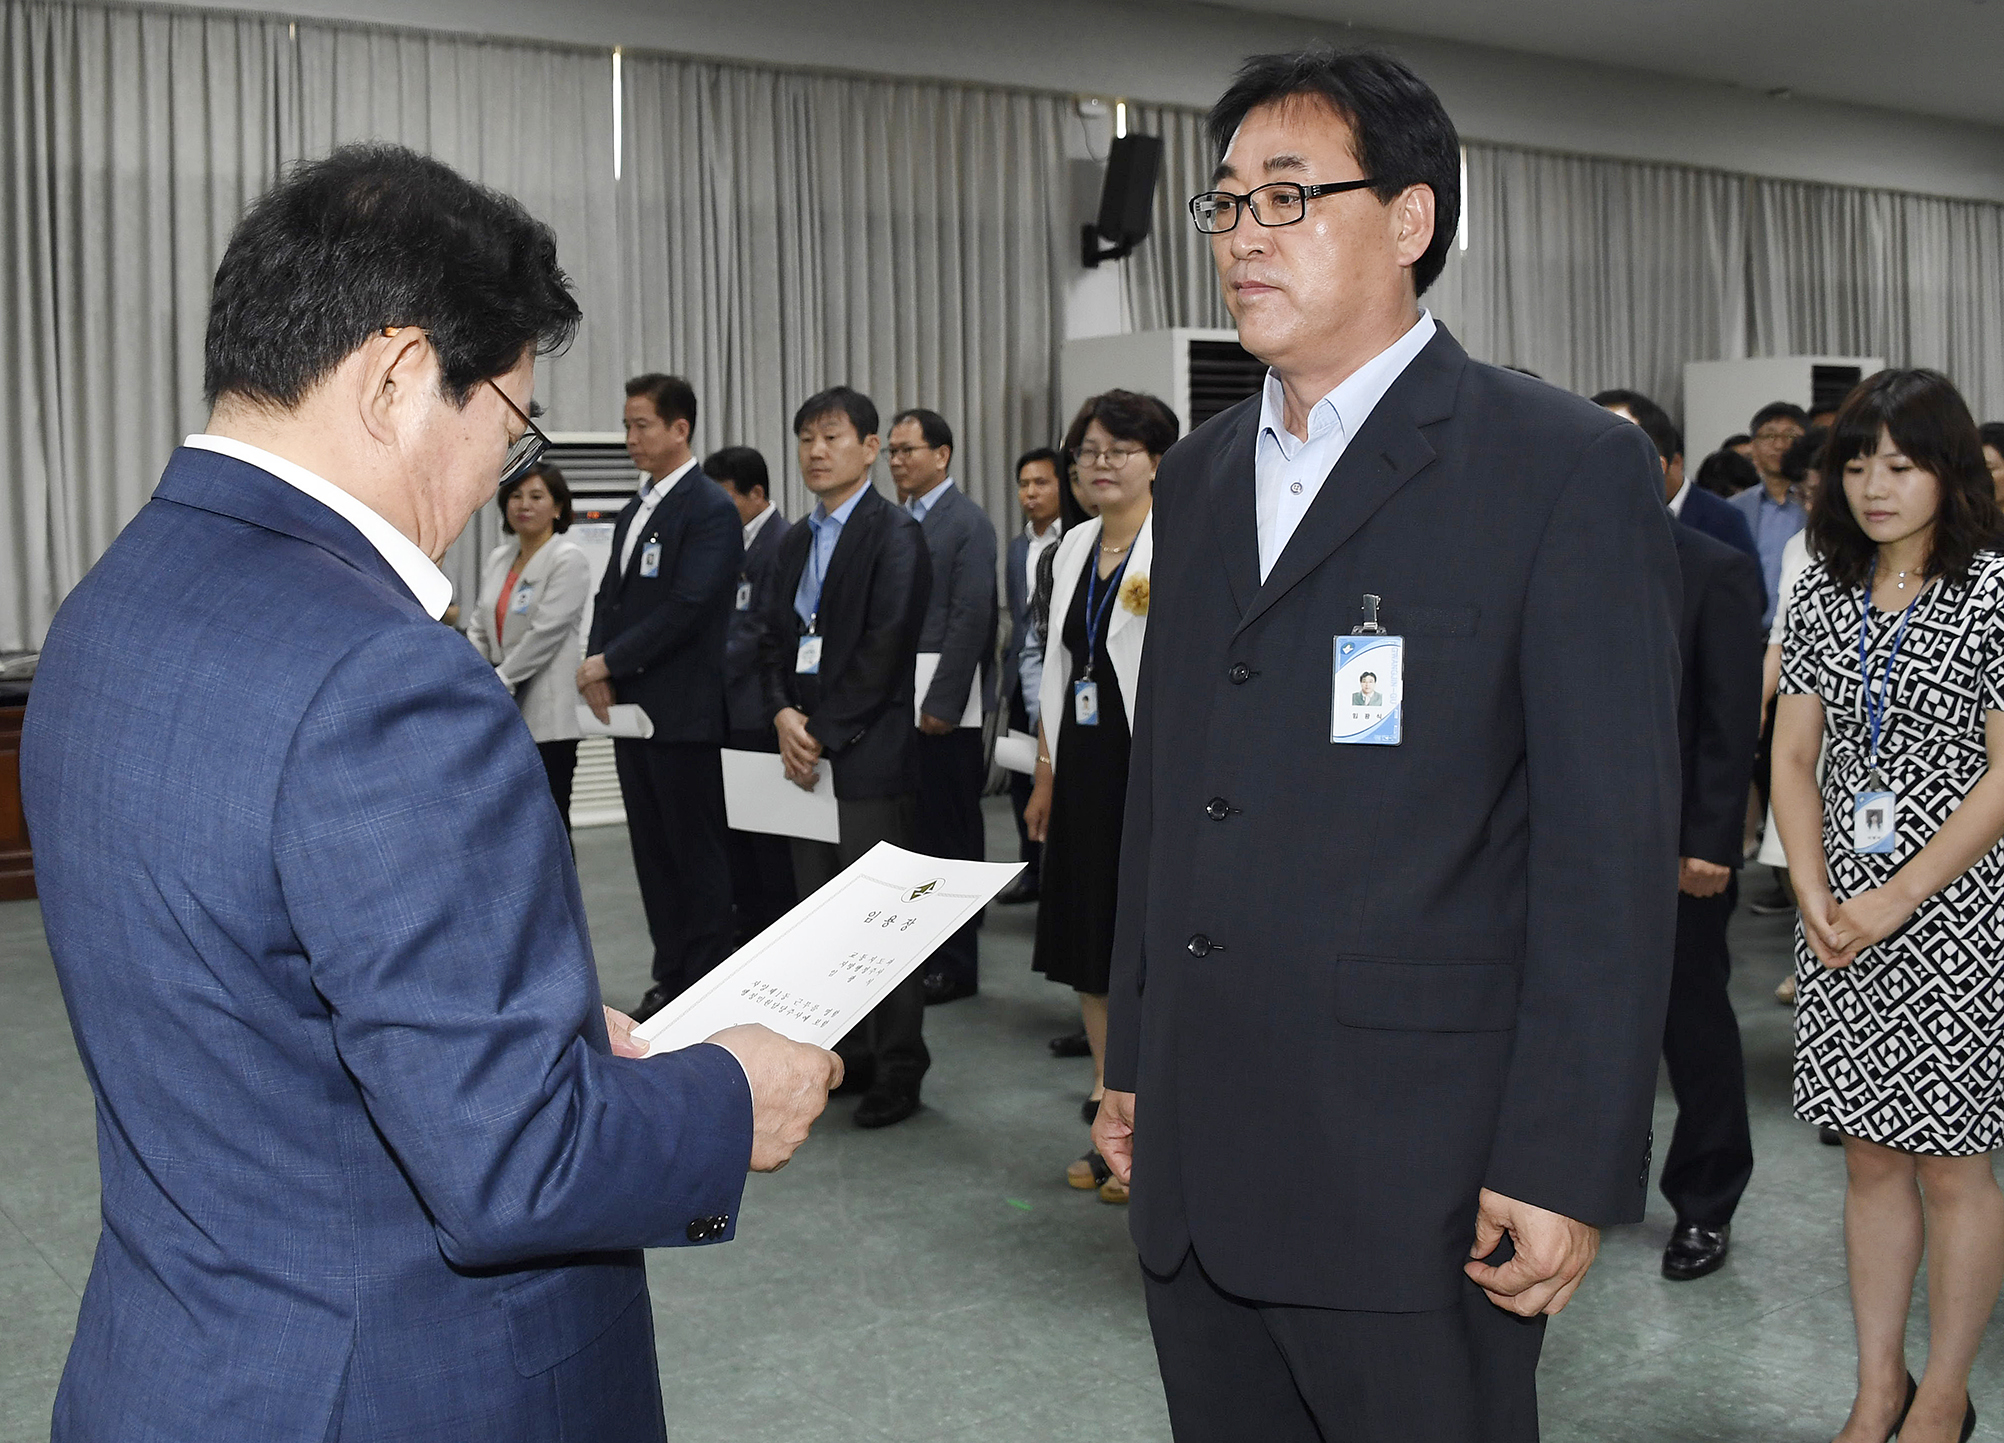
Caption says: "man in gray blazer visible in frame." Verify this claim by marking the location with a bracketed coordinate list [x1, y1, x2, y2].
[888, 408, 998, 1004]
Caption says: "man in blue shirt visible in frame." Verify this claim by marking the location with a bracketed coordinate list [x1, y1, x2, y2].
[1727, 401, 1809, 628]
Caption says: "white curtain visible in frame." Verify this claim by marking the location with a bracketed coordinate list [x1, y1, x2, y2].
[1122, 102, 1230, 334]
[617, 55, 1071, 532]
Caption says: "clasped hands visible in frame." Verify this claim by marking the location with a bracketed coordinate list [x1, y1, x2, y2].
[1799, 879, 1916, 969]
[576, 654, 614, 724]
[603, 1007, 841, 1173]
[1093, 1091, 1598, 1318]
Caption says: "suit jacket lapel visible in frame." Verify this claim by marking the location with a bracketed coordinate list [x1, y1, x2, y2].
[1233, 330, 1466, 639]
[820, 488, 880, 622]
[608, 494, 643, 596]
[1206, 406, 1262, 619]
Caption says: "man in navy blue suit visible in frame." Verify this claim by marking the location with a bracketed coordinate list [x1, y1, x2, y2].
[1594, 389, 1757, 563]
[22, 144, 839, 1443]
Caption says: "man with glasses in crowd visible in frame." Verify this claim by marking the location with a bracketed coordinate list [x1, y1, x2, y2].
[1094, 48, 1678, 1441]
[1728, 400, 1810, 629]
[22, 143, 839, 1443]
[580, 374, 744, 1022]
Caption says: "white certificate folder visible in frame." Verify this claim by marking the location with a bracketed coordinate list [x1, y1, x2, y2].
[719, 748, 839, 843]
[632, 843, 1025, 1055]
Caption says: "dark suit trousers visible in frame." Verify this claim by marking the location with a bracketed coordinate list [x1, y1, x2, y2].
[791, 794, 929, 1087]
[914, 727, 986, 987]
[536, 740, 579, 843]
[613, 739, 734, 998]
[1006, 680, 1041, 884]
[725, 728, 799, 945]
[1144, 1249, 1545, 1443]
[1659, 873, 1754, 1227]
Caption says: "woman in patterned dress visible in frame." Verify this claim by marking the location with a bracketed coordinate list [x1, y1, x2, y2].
[1773, 370, 2004, 1443]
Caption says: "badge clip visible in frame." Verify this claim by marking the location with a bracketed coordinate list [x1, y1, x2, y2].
[1352, 593, 1385, 636]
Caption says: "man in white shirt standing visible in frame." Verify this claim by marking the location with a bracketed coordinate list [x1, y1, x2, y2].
[581, 375, 744, 1021]
[998, 446, 1065, 907]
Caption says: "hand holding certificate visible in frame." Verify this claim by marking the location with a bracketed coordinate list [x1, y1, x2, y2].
[634, 844, 1026, 1056]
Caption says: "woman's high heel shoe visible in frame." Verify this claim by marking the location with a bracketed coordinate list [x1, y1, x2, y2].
[1960, 1396, 1976, 1443]
[1885, 1372, 1917, 1442]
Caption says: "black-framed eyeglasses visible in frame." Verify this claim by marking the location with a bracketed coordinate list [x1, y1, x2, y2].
[487, 379, 551, 490]
[1187, 178, 1380, 234]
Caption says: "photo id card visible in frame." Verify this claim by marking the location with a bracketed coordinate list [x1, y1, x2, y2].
[509, 582, 535, 615]
[796, 633, 824, 675]
[1853, 789, 1897, 855]
[640, 540, 662, 579]
[1073, 679, 1100, 727]
[1331, 635, 1404, 745]
[736, 579, 754, 611]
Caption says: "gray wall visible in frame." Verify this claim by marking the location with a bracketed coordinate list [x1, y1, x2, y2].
[114, 0, 2004, 202]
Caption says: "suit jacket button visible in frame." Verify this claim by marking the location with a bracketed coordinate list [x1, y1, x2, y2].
[1228, 662, 1251, 684]
[1187, 933, 1216, 958]
[686, 1219, 708, 1242]
[1206, 797, 1231, 821]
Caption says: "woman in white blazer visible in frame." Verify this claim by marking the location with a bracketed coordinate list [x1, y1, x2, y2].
[1022, 390, 1179, 1203]
[466, 462, 593, 838]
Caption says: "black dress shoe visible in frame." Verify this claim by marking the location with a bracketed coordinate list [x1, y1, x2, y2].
[1821, 1126, 1845, 1146]
[922, 972, 977, 1005]
[854, 1082, 921, 1129]
[630, 985, 674, 1024]
[1081, 1097, 1101, 1125]
[1661, 1222, 1730, 1280]
[832, 1058, 877, 1098]
[996, 875, 1039, 905]
[1048, 1029, 1091, 1058]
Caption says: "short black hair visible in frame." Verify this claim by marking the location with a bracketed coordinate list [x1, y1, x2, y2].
[1980, 421, 2004, 458]
[626, 374, 698, 437]
[205, 143, 579, 410]
[1750, 401, 1808, 434]
[704, 445, 769, 500]
[1055, 451, 1093, 531]
[498, 461, 573, 534]
[1722, 433, 1751, 450]
[794, 386, 879, 441]
[1063, 389, 1181, 458]
[1694, 448, 1759, 497]
[1015, 446, 1063, 480]
[1780, 426, 1829, 485]
[1807, 369, 1999, 589]
[890, 408, 954, 458]
[1359, 671, 1376, 683]
[1207, 47, 1461, 297]
[1592, 389, 1682, 463]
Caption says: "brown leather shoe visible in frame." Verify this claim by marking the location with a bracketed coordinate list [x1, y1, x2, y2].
[1098, 1174, 1130, 1205]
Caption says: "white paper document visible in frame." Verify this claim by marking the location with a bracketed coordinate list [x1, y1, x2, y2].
[632, 843, 1026, 1055]
[914, 653, 982, 728]
[993, 729, 1039, 775]
[719, 748, 839, 843]
[573, 703, 655, 740]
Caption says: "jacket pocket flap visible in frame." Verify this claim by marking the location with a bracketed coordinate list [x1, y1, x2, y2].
[499, 1257, 647, 1377]
[1331, 957, 1519, 1032]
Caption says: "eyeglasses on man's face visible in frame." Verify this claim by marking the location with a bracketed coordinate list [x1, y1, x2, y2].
[1753, 427, 1803, 447]
[1188, 177, 1381, 234]
[487, 378, 550, 490]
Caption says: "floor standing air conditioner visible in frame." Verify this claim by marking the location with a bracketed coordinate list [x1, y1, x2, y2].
[1060, 328, 1267, 438]
[1683, 356, 1884, 465]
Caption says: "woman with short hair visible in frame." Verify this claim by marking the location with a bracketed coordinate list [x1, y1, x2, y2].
[467, 462, 594, 838]
[1771, 370, 2004, 1443]
[1024, 389, 1179, 1204]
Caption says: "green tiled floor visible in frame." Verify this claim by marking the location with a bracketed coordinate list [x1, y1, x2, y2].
[3, 800, 2001, 1440]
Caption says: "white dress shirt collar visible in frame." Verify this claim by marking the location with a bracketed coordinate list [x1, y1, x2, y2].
[1667, 476, 1692, 517]
[182, 433, 452, 619]
[743, 501, 777, 550]
[906, 476, 955, 521]
[1257, 311, 1437, 459]
[622, 457, 700, 572]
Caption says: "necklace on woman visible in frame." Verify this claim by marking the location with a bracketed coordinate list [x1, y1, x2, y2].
[1098, 538, 1130, 555]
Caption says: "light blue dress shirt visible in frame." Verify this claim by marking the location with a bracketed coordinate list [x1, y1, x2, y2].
[1254, 311, 1437, 581]
[905, 476, 955, 522]
[793, 481, 871, 630]
[1727, 483, 1807, 629]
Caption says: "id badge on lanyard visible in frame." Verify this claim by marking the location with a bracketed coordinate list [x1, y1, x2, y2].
[1073, 551, 1125, 727]
[796, 626, 823, 675]
[1853, 587, 1919, 855]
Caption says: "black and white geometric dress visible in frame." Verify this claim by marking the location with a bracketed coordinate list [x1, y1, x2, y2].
[1784, 551, 2004, 1156]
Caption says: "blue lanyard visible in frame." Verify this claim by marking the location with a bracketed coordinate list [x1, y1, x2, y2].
[806, 518, 834, 633]
[1080, 549, 1128, 681]
[1857, 585, 1921, 778]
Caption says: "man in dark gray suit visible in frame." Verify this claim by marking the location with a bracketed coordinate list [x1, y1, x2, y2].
[706, 445, 798, 945]
[887, 408, 999, 1005]
[1094, 48, 1679, 1441]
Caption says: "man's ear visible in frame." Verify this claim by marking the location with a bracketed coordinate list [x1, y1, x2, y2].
[670, 417, 692, 449]
[1392, 183, 1436, 272]
[860, 434, 882, 466]
[359, 328, 433, 447]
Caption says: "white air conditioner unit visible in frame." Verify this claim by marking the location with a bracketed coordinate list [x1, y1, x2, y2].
[1683, 356, 1884, 464]
[1060, 328, 1267, 438]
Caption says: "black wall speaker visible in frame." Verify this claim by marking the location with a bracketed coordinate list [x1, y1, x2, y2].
[1083, 133, 1163, 268]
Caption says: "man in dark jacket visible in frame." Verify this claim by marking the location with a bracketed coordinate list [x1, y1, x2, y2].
[758, 386, 932, 1129]
[706, 445, 798, 944]
[579, 374, 742, 1021]
[1595, 388, 1757, 562]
